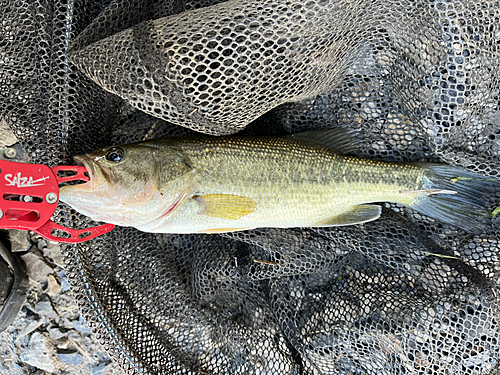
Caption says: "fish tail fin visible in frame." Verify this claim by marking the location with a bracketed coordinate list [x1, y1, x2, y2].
[409, 164, 498, 234]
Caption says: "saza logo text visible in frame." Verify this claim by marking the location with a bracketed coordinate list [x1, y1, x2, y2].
[4, 173, 49, 188]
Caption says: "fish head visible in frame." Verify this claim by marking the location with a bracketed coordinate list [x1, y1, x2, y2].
[59, 141, 196, 227]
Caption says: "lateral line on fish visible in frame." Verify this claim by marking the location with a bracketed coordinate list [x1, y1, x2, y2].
[399, 189, 457, 195]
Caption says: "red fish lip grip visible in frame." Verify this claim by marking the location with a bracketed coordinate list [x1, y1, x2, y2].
[0, 160, 114, 243]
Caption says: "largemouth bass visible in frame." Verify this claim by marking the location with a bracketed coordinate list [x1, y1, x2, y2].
[59, 129, 496, 234]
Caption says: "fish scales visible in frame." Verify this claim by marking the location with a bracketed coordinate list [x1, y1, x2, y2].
[140, 136, 425, 233]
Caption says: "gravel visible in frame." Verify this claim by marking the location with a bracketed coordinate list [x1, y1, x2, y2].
[0, 232, 124, 375]
[20, 332, 56, 373]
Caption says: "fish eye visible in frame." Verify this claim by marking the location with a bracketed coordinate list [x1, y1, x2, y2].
[106, 147, 125, 162]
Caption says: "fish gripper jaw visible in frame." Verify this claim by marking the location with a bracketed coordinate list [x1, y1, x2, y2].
[0, 160, 114, 243]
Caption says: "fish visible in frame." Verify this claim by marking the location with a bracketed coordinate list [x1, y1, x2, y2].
[59, 129, 497, 234]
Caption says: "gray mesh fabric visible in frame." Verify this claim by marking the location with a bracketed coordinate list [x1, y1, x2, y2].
[68, 0, 379, 135]
[1, 0, 500, 374]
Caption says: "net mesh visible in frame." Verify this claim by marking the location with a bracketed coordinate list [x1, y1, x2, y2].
[1, 0, 500, 374]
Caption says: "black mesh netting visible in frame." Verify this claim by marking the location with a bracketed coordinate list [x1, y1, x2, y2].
[1, 0, 500, 373]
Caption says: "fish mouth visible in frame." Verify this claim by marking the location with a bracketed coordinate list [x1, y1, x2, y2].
[73, 155, 95, 187]
[73, 155, 94, 182]
[73, 155, 111, 190]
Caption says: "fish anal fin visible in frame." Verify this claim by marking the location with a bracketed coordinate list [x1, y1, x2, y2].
[315, 205, 381, 227]
[194, 194, 257, 220]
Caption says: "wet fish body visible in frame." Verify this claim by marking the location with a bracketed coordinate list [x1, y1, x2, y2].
[59, 130, 495, 234]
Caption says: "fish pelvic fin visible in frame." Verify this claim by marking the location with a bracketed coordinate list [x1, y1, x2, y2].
[314, 204, 382, 227]
[194, 194, 257, 220]
[409, 164, 499, 234]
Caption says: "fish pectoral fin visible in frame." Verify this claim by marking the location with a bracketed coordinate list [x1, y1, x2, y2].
[315, 204, 382, 226]
[193, 194, 257, 220]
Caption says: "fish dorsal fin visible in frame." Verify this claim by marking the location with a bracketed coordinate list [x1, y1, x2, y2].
[194, 194, 257, 220]
[286, 127, 358, 154]
[315, 204, 381, 227]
